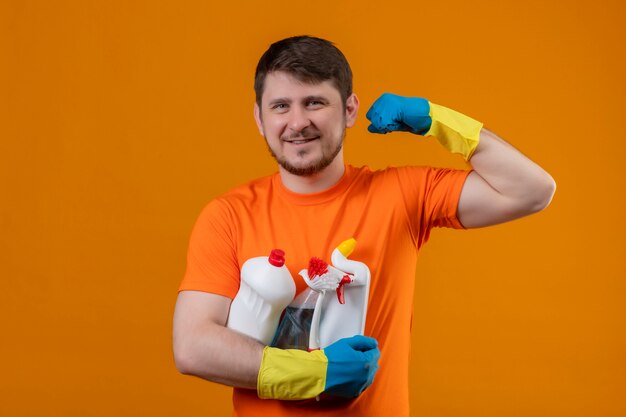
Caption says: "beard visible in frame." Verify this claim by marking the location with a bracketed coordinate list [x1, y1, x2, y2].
[266, 129, 345, 176]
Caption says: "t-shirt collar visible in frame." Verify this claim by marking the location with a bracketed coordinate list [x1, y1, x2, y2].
[273, 164, 356, 206]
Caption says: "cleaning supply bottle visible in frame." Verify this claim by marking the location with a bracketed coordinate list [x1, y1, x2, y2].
[280, 239, 371, 351]
[299, 258, 349, 351]
[319, 238, 371, 348]
[226, 249, 296, 345]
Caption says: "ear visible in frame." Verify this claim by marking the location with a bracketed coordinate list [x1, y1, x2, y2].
[344, 93, 359, 128]
[253, 102, 264, 136]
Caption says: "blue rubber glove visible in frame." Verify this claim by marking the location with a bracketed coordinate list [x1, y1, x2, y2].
[366, 93, 431, 135]
[323, 335, 380, 397]
[257, 335, 380, 400]
[366, 92, 484, 160]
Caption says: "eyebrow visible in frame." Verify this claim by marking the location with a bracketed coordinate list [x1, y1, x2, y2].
[267, 95, 329, 107]
[303, 95, 329, 103]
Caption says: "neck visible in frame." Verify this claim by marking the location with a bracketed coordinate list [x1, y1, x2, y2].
[278, 152, 346, 194]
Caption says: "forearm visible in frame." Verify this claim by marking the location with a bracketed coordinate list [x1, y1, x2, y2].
[172, 295, 381, 400]
[175, 322, 263, 388]
[173, 292, 264, 389]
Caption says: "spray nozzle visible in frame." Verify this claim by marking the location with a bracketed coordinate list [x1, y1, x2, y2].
[336, 274, 353, 304]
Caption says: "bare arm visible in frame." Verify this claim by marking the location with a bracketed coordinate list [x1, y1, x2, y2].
[364, 94, 556, 228]
[457, 128, 556, 229]
[172, 291, 264, 389]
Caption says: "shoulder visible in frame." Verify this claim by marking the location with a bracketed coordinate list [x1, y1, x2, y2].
[348, 165, 470, 204]
[221, 174, 274, 199]
[348, 164, 440, 186]
[213, 174, 275, 206]
[380, 165, 469, 185]
[194, 174, 275, 223]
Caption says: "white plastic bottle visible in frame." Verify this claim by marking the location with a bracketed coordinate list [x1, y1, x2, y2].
[321, 238, 370, 348]
[226, 249, 296, 345]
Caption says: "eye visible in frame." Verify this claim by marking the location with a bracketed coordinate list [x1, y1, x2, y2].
[307, 100, 324, 107]
[272, 103, 287, 110]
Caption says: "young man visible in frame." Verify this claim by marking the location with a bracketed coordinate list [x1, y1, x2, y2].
[173, 36, 555, 416]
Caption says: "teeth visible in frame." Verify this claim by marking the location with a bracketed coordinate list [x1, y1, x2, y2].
[288, 137, 317, 144]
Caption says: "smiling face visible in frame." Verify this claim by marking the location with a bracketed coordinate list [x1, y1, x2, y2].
[254, 71, 359, 176]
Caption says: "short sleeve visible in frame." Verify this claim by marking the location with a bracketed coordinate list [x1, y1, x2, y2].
[392, 166, 471, 248]
[178, 198, 241, 299]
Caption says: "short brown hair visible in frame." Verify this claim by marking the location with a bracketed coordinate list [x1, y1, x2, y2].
[254, 36, 353, 107]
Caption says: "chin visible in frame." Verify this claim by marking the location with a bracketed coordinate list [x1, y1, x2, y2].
[282, 165, 323, 177]
[276, 144, 342, 176]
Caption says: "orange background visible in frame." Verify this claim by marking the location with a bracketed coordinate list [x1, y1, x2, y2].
[1, 1, 625, 416]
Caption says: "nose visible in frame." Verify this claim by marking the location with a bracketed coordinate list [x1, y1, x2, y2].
[287, 105, 311, 133]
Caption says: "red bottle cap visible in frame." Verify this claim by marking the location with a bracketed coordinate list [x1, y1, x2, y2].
[268, 249, 285, 267]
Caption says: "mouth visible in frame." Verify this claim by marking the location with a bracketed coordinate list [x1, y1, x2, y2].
[283, 136, 320, 145]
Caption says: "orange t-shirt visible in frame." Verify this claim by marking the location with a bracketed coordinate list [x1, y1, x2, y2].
[180, 164, 470, 417]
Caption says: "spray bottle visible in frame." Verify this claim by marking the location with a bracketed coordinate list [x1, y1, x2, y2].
[226, 249, 296, 345]
[296, 238, 371, 350]
[320, 238, 371, 347]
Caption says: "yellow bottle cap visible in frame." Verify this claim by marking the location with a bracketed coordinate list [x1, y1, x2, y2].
[337, 238, 356, 257]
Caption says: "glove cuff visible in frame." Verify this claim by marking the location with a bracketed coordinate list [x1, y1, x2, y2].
[257, 346, 328, 400]
[426, 102, 483, 160]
